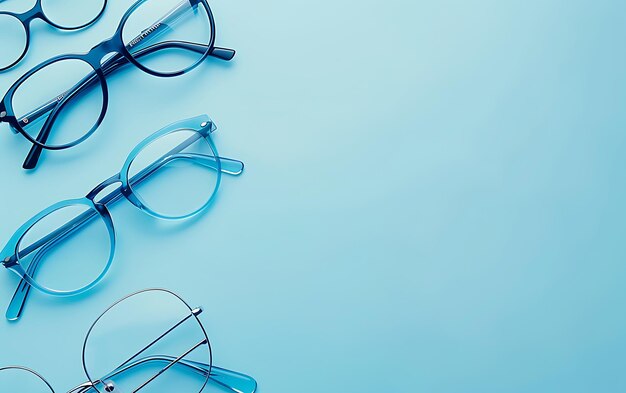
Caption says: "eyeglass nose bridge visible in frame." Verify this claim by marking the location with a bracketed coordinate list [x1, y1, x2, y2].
[86, 173, 126, 203]
[12, 1, 46, 26]
[86, 37, 126, 67]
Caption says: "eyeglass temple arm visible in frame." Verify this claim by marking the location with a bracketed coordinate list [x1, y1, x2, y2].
[135, 339, 210, 392]
[85, 305, 242, 391]
[99, 356, 257, 393]
[17, 38, 234, 136]
[18, 41, 234, 140]
[21, 42, 234, 170]
[93, 307, 254, 392]
[81, 351, 257, 393]
[67, 361, 256, 393]
[14, 151, 239, 264]
[13, 152, 241, 264]
[66, 340, 207, 393]
[66, 382, 96, 393]
[6, 148, 242, 320]
[6, 220, 79, 320]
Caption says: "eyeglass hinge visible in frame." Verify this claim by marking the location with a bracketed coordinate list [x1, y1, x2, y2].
[200, 120, 217, 134]
[2, 256, 18, 268]
[192, 306, 203, 316]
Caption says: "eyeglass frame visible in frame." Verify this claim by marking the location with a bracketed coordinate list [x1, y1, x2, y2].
[0, 0, 108, 72]
[0, 0, 235, 170]
[0, 114, 244, 321]
[0, 288, 258, 393]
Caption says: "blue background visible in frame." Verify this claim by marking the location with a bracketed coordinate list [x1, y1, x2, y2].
[1, 0, 626, 391]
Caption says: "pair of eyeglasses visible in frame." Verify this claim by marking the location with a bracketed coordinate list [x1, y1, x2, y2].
[0, 0, 108, 72]
[1, 115, 244, 321]
[0, 0, 235, 170]
[0, 288, 258, 393]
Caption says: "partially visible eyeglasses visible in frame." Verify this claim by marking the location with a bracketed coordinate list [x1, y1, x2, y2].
[1, 114, 244, 321]
[0, 0, 235, 169]
[0, 288, 258, 393]
[0, 0, 108, 72]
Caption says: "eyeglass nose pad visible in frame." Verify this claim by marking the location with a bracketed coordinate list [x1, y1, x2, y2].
[103, 380, 120, 392]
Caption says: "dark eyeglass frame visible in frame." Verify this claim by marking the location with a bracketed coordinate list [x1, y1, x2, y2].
[0, 0, 108, 72]
[0, 0, 235, 170]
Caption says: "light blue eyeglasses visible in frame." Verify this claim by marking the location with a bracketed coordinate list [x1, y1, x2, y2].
[0, 288, 258, 393]
[0, 115, 244, 321]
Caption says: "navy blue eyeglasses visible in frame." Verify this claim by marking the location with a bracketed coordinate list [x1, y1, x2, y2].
[0, 0, 235, 170]
[1, 115, 244, 321]
[0, 0, 108, 72]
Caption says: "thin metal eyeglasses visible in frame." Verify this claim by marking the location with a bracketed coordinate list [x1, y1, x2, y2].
[0, 0, 108, 72]
[0, 115, 244, 321]
[0, 288, 258, 393]
[0, 0, 235, 170]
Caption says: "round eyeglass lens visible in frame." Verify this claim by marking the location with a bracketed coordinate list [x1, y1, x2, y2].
[121, 0, 213, 74]
[0, 367, 54, 392]
[126, 129, 220, 219]
[0, 14, 27, 71]
[11, 58, 105, 149]
[41, 0, 107, 29]
[16, 203, 113, 294]
[83, 289, 212, 393]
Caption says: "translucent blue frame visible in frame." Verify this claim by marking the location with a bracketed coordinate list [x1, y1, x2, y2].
[0, 289, 258, 393]
[0, 0, 235, 169]
[0, 115, 244, 321]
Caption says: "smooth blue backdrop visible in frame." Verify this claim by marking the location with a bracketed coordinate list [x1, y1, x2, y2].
[1, 0, 625, 392]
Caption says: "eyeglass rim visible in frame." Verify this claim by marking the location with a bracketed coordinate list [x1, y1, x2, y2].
[38, 0, 109, 31]
[3, 197, 116, 297]
[0, 0, 107, 72]
[0, 12, 29, 72]
[0, 115, 221, 298]
[0, 365, 56, 392]
[81, 288, 212, 393]
[120, 118, 222, 220]
[118, 0, 217, 77]
[2, 56, 109, 150]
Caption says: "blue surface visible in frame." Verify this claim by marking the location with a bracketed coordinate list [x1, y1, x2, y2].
[0, 0, 625, 392]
